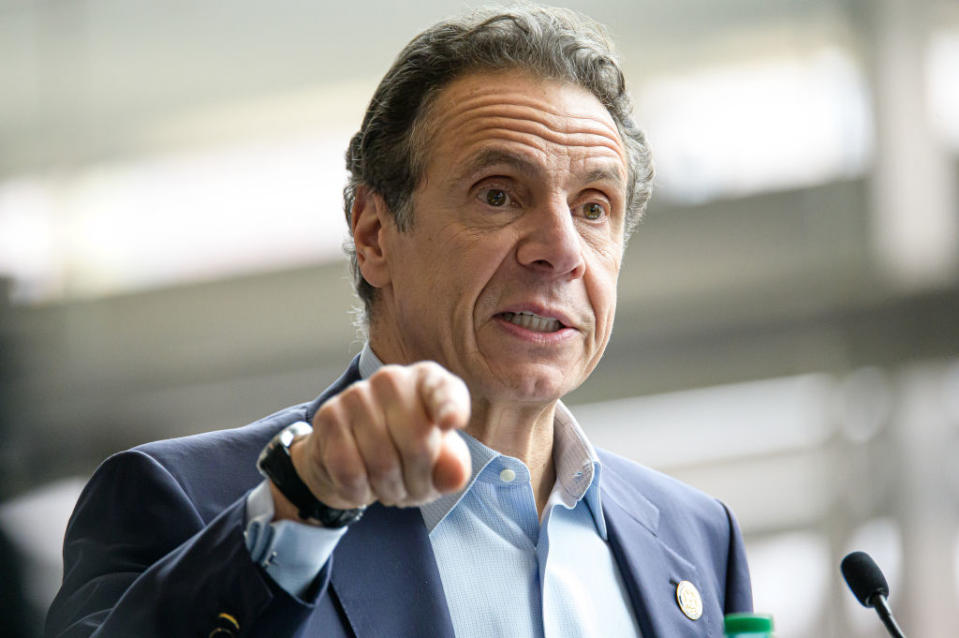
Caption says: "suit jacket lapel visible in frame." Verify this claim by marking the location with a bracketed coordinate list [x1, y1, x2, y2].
[307, 358, 454, 638]
[330, 503, 455, 638]
[602, 468, 722, 638]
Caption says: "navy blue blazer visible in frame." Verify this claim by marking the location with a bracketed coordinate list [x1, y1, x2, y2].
[47, 359, 752, 637]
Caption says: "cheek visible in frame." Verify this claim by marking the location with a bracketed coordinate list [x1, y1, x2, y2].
[456, 231, 514, 284]
[587, 264, 620, 335]
[594, 263, 619, 302]
[443, 247, 500, 325]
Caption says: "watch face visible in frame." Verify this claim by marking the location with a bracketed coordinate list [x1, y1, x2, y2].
[279, 421, 313, 447]
[278, 428, 296, 447]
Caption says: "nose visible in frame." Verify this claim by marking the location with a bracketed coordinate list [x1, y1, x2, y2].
[515, 198, 586, 279]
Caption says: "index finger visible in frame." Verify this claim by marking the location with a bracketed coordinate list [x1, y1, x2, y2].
[416, 362, 470, 431]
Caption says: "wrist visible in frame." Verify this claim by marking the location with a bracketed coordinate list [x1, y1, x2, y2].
[257, 422, 366, 528]
[267, 477, 319, 525]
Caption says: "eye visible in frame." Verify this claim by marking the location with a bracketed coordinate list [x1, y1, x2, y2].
[484, 188, 508, 207]
[582, 202, 606, 220]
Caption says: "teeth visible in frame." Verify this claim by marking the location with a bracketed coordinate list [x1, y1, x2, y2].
[502, 311, 562, 332]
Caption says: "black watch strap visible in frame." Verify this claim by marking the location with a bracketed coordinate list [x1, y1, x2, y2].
[257, 422, 365, 528]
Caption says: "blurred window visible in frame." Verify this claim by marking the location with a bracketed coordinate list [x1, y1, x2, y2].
[928, 28, 959, 148]
[747, 531, 831, 638]
[0, 133, 350, 303]
[636, 47, 873, 204]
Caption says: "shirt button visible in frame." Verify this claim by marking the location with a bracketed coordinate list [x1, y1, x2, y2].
[499, 468, 516, 483]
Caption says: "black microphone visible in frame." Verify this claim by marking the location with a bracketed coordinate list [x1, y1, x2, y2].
[840, 551, 908, 638]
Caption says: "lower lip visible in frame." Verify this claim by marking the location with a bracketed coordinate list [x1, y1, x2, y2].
[493, 315, 578, 344]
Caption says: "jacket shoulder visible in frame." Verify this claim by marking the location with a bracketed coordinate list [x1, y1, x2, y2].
[132, 401, 310, 469]
[597, 448, 720, 506]
[126, 356, 364, 502]
[597, 448, 735, 544]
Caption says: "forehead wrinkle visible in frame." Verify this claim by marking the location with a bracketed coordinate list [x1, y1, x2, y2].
[471, 117, 622, 150]
[427, 73, 630, 186]
[438, 97, 623, 153]
[444, 91, 622, 136]
[440, 113, 626, 169]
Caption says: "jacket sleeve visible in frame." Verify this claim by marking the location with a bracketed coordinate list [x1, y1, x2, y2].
[45, 449, 330, 638]
[720, 500, 753, 614]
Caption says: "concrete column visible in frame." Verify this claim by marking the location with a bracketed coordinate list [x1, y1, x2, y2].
[864, 0, 958, 290]
[891, 363, 959, 637]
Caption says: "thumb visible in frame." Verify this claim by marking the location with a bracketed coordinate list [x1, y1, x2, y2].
[432, 429, 471, 493]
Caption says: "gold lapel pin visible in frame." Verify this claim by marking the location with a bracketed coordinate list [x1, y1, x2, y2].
[675, 580, 703, 621]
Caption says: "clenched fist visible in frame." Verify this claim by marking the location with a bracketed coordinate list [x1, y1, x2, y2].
[278, 362, 472, 518]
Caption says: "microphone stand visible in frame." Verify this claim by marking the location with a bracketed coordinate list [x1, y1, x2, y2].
[869, 593, 907, 638]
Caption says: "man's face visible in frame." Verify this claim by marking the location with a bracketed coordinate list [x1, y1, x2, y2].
[371, 69, 629, 407]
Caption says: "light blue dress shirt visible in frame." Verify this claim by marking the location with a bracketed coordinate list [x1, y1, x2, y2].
[245, 344, 641, 636]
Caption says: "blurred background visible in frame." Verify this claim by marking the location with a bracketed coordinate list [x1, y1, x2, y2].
[1, 0, 958, 635]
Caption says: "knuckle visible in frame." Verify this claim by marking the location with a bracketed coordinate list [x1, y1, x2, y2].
[402, 441, 436, 470]
[340, 383, 371, 416]
[371, 475, 405, 506]
[323, 449, 365, 490]
[301, 438, 326, 473]
[313, 397, 350, 433]
[414, 360, 445, 376]
[340, 484, 369, 504]
[364, 453, 398, 483]
[369, 365, 408, 397]
[311, 402, 336, 429]
[304, 424, 333, 464]
[404, 482, 436, 504]
[416, 361, 451, 389]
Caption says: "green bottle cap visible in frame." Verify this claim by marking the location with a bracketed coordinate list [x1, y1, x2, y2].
[724, 613, 774, 632]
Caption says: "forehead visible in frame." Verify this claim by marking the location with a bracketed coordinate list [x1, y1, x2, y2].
[421, 70, 628, 183]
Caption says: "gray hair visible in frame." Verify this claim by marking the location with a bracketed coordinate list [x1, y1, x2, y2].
[343, 4, 654, 322]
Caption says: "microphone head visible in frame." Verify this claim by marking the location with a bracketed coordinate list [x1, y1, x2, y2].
[841, 551, 890, 607]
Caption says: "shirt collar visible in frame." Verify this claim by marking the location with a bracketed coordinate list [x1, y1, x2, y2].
[553, 402, 607, 539]
[356, 342, 606, 539]
[357, 342, 383, 380]
[419, 433, 499, 531]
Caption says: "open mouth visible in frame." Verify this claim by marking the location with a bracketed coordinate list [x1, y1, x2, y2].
[498, 311, 565, 333]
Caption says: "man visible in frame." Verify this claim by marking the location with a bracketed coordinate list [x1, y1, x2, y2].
[47, 6, 751, 637]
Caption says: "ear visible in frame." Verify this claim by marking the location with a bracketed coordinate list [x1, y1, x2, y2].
[351, 185, 393, 289]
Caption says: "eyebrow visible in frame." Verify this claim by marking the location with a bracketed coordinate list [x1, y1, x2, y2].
[455, 149, 538, 182]
[583, 167, 625, 189]
[455, 148, 625, 189]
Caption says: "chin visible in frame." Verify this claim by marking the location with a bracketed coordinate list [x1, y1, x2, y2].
[487, 367, 580, 404]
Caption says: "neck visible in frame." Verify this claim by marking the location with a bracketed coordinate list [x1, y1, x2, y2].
[467, 399, 557, 517]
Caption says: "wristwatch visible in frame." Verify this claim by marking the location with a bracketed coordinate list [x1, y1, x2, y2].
[257, 422, 366, 528]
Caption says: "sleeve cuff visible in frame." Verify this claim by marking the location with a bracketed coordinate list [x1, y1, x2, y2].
[244, 480, 346, 598]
